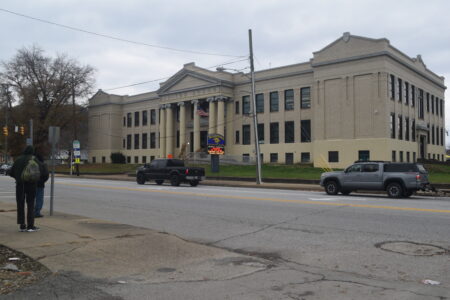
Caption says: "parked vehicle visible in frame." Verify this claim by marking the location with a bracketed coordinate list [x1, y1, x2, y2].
[0, 164, 11, 175]
[136, 159, 205, 186]
[320, 161, 430, 198]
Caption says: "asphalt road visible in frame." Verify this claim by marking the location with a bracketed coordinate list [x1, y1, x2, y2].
[1, 176, 449, 299]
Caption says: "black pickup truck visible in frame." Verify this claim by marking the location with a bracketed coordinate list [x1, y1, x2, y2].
[136, 159, 205, 186]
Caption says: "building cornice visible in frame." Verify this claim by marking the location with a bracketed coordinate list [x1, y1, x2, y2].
[235, 69, 314, 86]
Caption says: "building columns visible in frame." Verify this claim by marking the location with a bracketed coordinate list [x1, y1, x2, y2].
[165, 104, 174, 158]
[178, 102, 186, 153]
[192, 100, 200, 152]
[216, 96, 226, 136]
[159, 106, 166, 158]
[207, 97, 217, 134]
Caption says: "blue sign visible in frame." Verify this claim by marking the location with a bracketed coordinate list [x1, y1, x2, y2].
[207, 133, 225, 155]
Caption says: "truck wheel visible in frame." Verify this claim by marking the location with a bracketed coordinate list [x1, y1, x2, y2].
[386, 182, 403, 198]
[325, 181, 339, 195]
[136, 173, 146, 185]
[170, 174, 180, 186]
[189, 180, 199, 187]
[155, 180, 164, 185]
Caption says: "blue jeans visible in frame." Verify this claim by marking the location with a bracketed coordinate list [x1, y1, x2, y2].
[34, 187, 44, 216]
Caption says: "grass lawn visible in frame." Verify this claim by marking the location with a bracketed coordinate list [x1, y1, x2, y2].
[55, 162, 450, 184]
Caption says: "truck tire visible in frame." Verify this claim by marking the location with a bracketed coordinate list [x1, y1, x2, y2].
[189, 180, 199, 187]
[136, 173, 146, 185]
[386, 182, 403, 198]
[155, 180, 164, 185]
[325, 180, 339, 195]
[170, 174, 180, 186]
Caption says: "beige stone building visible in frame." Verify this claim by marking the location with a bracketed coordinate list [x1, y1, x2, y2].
[88, 33, 446, 168]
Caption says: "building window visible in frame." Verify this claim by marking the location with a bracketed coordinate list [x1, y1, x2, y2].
[398, 78, 402, 102]
[301, 152, 310, 163]
[127, 134, 132, 150]
[134, 111, 139, 127]
[440, 99, 443, 117]
[242, 154, 250, 163]
[412, 119, 416, 142]
[102, 156, 106, 163]
[270, 122, 279, 144]
[398, 115, 402, 140]
[123, 138, 125, 149]
[419, 89, 424, 119]
[285, 153, 294, 165]
[389, 74, 395, 100]
[270, 153, 278, 163]
[257, 123, 264, 143]
[390, 113, 396, 138]
[134, 156, 138, 164]
[431, 95, 435, 114]
[134, 134, 139, 149]
[358, 150, 370, 161]
[142, 156, 147, 164]
[150, 109, 156, 125]
[242, 96, 251, 115]
[435, 97, 439, 116]
[142, 111, 148, 126]
[405, 118, 409, 141]
[411, 85, 415, 107]
[328, 151, 339, 163]
[233, 101, 239, 114]
[399, 151, 404, 162]
[150, 155, 155, 162]
[127, 113, 132, 127]
[436, 127, 439, 146]
[413, 152, 416, 162]
[301, 120, 311, 142]
[123, 117, 126, 127]
[406, 152, 410, 163]
[243, 125, 251, 145]
[426, 93, 430, 113]
[256, 93, 264, 113]
[300, 87, 311, 109]
[92, 157, 96, 163]
[405, 82, 409, 105]
[441, 128, 444, 146]
[270, 91, 279, 112]
[127, 156, 131, 163]
[284, 121, 294, 143]
[392, 151, 396, 162]
[150, 132, 156, 149]
[427, 124, 430, 144]
[432, 125, 435, 145]
[176, 130, 180, 148]
[235, 130, 240, 144]
[284, 89, 294, 111]
[142, 133, 148, 149]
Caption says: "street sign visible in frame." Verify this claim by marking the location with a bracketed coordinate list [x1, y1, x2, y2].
[73, 140, 80, 149]
[73, 150, 81, 156]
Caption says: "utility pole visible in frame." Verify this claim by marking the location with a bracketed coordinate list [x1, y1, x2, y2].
[29, 119, 33, 145]
[249, 29, 262, 184]
[72, 76, 79, 176]
[1, 85, 9, 163]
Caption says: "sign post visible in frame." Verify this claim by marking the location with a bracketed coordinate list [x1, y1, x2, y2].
[48, 126, 60, 216]
[207, 134, 225, 173]
[73, 140, 80, 176]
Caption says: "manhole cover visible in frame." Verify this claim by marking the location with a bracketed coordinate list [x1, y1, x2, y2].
[376, 241, 447, 256]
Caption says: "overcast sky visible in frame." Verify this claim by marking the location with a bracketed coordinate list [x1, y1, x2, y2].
[0, 0, 449, 145]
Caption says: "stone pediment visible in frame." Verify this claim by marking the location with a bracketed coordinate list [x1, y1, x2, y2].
[158, 69, 232, 95]
[312, 32, 389, 65]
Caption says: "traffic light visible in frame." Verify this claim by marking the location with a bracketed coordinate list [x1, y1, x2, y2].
[20, 126, 24, 135]
[3, 126, 8, 136]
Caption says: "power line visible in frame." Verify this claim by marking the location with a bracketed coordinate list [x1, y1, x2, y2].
[0, 8, 245, 58]
[104, 57, 249, 91]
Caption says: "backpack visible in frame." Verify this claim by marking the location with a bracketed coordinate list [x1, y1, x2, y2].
[21, 156, 41, 183]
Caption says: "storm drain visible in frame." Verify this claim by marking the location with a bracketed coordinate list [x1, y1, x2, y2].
[376, 241, 448, 256]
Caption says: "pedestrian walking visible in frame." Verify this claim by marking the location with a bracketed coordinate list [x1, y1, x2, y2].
[34, 153, 49, 218]
[9, 145, 41, 232]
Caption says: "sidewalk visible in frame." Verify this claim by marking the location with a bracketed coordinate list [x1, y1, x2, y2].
[0, 201, 269, 298]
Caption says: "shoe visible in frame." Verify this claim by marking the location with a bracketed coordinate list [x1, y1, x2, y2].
[27, 226, 40, 232]
[19, 224, 27, 232]
[35, 214, 44, 218]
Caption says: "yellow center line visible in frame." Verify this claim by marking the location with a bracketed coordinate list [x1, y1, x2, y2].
[59, 182, 450, 214]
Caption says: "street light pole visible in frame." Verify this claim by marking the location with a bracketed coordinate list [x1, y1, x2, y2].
[248, 29, 262, 184]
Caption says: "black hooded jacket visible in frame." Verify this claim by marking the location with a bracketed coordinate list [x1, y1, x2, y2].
[10, 146, 36, 183]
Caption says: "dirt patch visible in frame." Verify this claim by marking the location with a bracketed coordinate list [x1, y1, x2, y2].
[0, 244, 51, 295]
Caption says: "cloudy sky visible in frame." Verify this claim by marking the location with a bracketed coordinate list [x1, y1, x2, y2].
[0, 0, 449, 145]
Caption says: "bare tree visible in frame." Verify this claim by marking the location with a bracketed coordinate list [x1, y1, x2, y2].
[0, 46, 95, 157]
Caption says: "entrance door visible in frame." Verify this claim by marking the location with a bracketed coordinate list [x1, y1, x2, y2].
[200, 131, 208, 151]
[419, 135, 426, 159]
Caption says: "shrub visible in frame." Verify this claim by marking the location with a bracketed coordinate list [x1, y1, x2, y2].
[110, 152, 126, 164]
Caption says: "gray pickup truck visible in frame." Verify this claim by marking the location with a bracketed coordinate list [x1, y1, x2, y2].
[320, 161, 430, 198]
